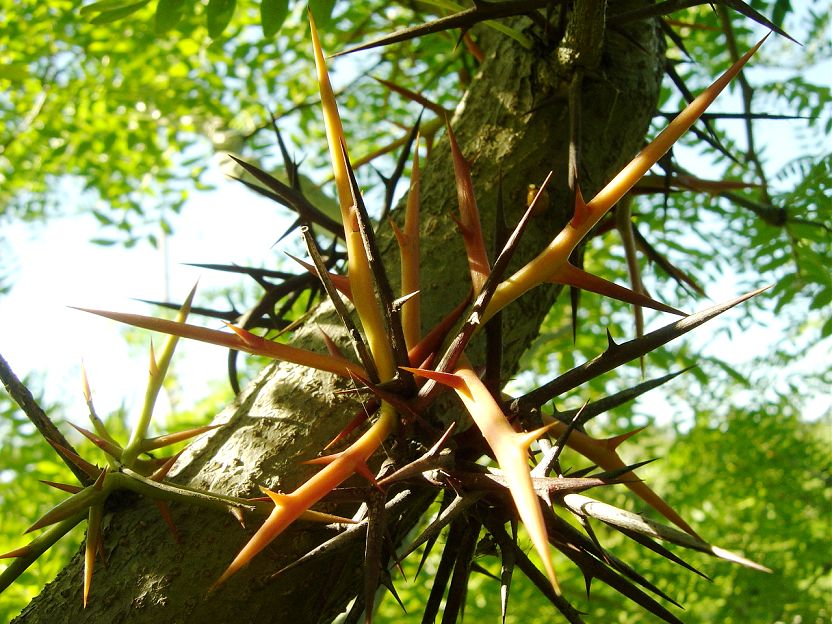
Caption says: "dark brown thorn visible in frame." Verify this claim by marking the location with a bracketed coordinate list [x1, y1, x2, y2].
[363, 489, 387, 624]
[441, 516, 481, 624]
[333, 0, 551, 57]
[373, 78, 447, 117]
[499, 518, 517, 624]
[268, 490, 414, 580]
[663, 61, 735, 161]
[341, 141, 415, 393]
[517, 287, 770, 409]
[609, 0, 797, 44]
[417, 172, 555, 403]
[380, 571, 407, 613]
[619, 525, 709, 580]
[301, 225, 380, 384]
[397, 492, 481, 565]
[631, 225, 706, 297]
[0, 354, 92, 486]
[135, 298, 241, 324]
[532, 402, 588, 478]
[379, 111, 422, 221]
[422, 518, 467, 624]
[182, 262, 294, 280]
[552, 367, 695, 428]
[228, 156, 343, 238]
[569, 248, 584, 343]
[377, 423, 456, 487]
[267, 109, 301, 189]
[482, 515, 586, 624]
[543, 510, 686, 623]
[567, 67, 583, 210]
[559, 507, 685, 608]
[39, 480, 83, 494]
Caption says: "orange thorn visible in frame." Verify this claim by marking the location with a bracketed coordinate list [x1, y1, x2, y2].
[400, 366, 468, 393]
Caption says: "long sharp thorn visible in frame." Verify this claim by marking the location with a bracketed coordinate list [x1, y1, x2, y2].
[487, 39, 768, 317]
[562, 493, 771, 572]
[68, 423, 123, 460]
[549, 264, 686, 316]
[26, 481, 107, 533]
[412, 358, 560, 592]
[381, 111, 422, 218]
[74, 308, 366, 379]
[421, 171, 554, 398]
[363, 492, 386, 624]
[340, 141, 414, 389]
[373, 78, 448, 117]
[399, 135, 421, 351]
[299, 228, 379, 382]
[140, 424, 222, 453]
[551, 366, 695, 428]
[211, 405, 397, 589]
[228, 156, 343, 237]
[587, 34, 768, 216]
[483, 515, 585, 623]
[39, 480, 83, 494]
[447, 120, 489, 293]
[519, 286, 770, 408]
[285, 252, 353, 301]
[46, 440, 101, 481]
[542, 417, 697, 536]
[334, 0, 539, 57]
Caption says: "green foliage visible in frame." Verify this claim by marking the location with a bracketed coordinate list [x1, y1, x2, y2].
[0, 388, 79, 621]
[1, 0, 830, 621]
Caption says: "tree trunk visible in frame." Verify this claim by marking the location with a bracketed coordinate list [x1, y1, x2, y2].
[15, 8, 663, 623]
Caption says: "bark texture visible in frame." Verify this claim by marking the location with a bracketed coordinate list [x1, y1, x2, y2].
[16, 8, 663, 623]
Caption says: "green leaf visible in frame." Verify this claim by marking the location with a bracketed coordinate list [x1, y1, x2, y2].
[260, 0, 290, 38]
[810, 287, 832, 310]
[79, 0, 144, 15]
[0, 64, 29, 81]
[155, 0, 186, 33]
[87, 0, 150, 24]
[771, 0, 792, 28]
[206, 0, 236, 38]
[308, 0, 335, 25]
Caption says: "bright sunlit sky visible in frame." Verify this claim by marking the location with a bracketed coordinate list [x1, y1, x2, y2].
[1, 30, 830, 433]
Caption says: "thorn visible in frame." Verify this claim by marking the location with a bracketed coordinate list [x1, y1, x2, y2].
[0, 545, 31, 559]
[401, 366, 468, 394]
[514, 423, 557, 451]
[604, 427, 646, 451]
[570, 186, 589, 227]
[318, 325, 346, 358]
[39, 480, 83, 494]
[260, 487, 293, 506]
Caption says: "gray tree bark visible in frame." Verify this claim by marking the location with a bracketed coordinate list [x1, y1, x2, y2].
[15, 7, 663, 624]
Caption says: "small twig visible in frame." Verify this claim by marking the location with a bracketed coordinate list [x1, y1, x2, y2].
[0, 353, 92, 486]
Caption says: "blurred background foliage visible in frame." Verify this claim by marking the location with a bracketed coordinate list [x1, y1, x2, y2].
[1, 0, 830, 621]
